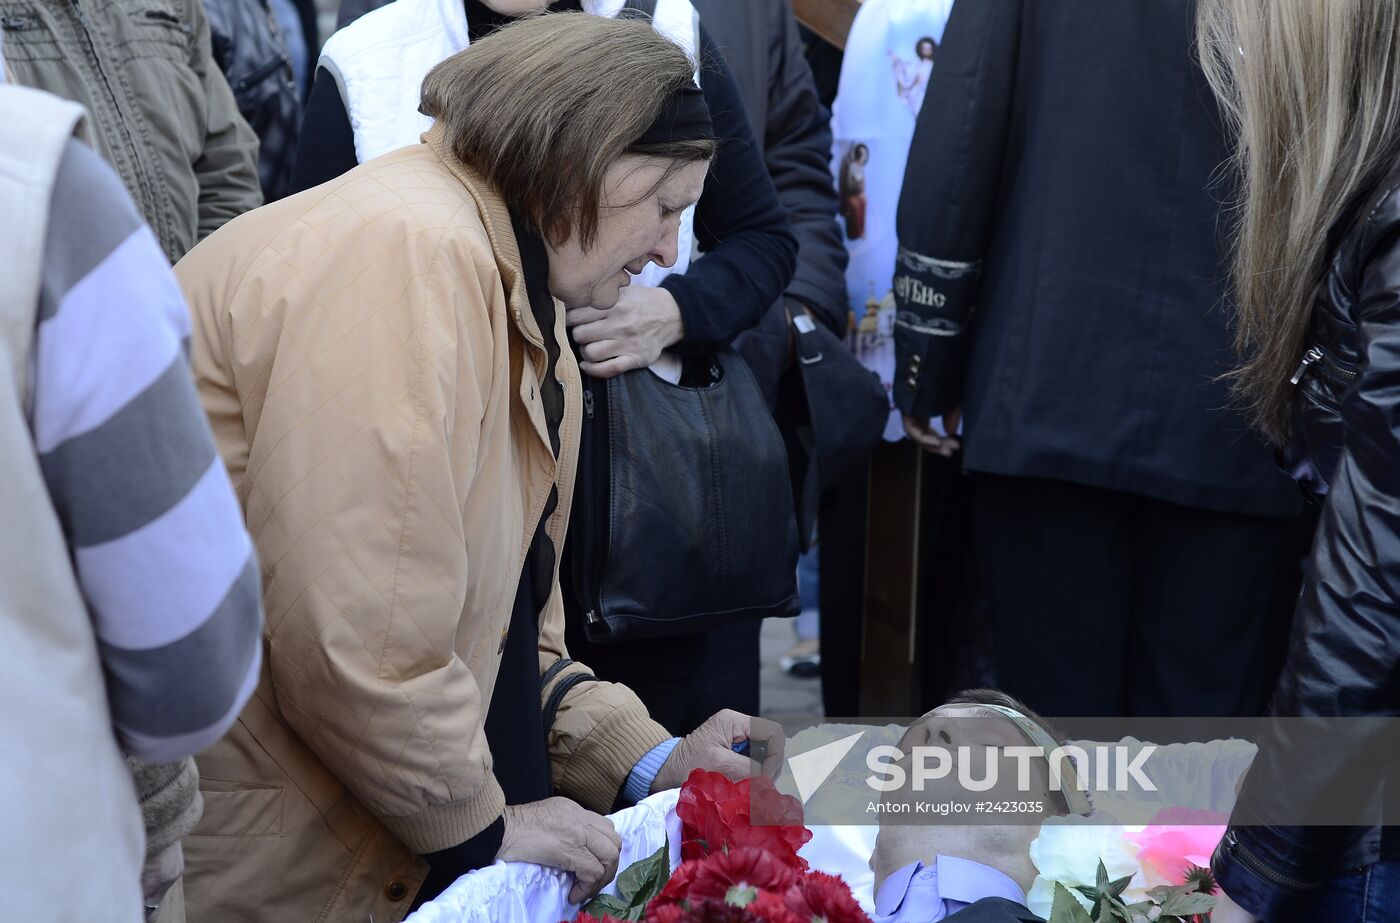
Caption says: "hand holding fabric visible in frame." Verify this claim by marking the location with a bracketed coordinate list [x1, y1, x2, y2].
[566, 285, 686, 378]
[498, 797, 622, 904]
[652, 709, 786, 793]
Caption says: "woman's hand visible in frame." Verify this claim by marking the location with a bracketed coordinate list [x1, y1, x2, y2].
[497, 797, 622, 904]
[566, 286, 686, 378]
[652, 709, 786, 793]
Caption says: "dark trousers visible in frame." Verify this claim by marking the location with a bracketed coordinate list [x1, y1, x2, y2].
[817, 465, 869, 717]
[1276, 858, 1400, 923]
[684, 619, 762, 735]
[563, 624, 704, 735]
[973, 474, 1306, 717]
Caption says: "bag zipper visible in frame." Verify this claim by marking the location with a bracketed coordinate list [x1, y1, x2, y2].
[572, 375, 608, 631]
[1290, 345, 1358, 386]
[236, 55, 290, 92]
[1220, 830, 1324, 892]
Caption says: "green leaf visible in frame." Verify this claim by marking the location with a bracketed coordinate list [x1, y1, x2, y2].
[1122, 901, 1157, 923]
[1108, 874, 1134, 898]
[587, 838, 671, 922]
[1158, 890, 1217, 916]
[1049, 883, 1095, 923]
[616, 839, 670, 906]
[1103, 893, 1135, 922]
[1096, 860, 1111, 893]
[583, 893, 632, 920]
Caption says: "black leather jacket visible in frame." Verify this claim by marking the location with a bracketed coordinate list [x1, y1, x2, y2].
[1213, 173, 1400, 916]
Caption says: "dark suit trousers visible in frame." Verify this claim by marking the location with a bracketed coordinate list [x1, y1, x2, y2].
[973, 474, 1307, 717]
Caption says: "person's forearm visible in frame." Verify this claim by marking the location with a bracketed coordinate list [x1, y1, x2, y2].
[624, 738, 681, 804]
[662, 26, 797, 353]
[35, 141, 265, 764]
[764, 4, 848, 334]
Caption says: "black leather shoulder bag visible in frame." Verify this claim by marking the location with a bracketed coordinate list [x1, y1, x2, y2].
[566, 351, 800, 643]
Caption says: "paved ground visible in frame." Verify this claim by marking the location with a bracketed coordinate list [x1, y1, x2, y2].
[759, 617, 824, 720]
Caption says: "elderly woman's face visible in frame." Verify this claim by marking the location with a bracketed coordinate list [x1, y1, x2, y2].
[546, 155, 708, 310]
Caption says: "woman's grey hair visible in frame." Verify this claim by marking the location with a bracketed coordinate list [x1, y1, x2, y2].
[420, 12, 716, 249]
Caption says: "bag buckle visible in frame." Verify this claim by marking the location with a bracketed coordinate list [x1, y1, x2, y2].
[792, 313, 823, 365]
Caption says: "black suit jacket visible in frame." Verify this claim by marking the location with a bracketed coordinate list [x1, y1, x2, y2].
[949, 898, 1045, 922]
[891, 0, 1300, 518]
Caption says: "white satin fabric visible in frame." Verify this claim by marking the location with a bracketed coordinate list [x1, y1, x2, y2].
[408, 737, 1255, 922]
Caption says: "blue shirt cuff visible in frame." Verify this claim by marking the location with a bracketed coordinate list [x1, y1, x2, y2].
[624, 737, 681, 805]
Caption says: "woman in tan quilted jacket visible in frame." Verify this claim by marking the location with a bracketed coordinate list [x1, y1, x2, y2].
[172, 14, 783, 922]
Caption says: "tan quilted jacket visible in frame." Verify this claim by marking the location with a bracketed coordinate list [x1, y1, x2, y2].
[175, 128, 670, 923]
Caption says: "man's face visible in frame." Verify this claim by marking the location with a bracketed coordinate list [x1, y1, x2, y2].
[545, 155, 708, 310]
[893, 706, 1057, 806]
[869, 707, 1061, 890]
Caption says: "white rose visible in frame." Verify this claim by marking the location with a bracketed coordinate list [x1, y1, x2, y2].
[1026, 815, 1148, 917]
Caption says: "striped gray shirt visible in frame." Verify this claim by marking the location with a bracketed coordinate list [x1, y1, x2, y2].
[30, 140, 262, 764]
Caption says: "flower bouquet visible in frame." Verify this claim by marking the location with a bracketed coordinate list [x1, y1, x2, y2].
[569, 770, 871, 923]
[1032, 810, 1229, 923]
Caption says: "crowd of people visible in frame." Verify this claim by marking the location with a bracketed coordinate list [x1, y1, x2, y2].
[1, 0, 1398, 921]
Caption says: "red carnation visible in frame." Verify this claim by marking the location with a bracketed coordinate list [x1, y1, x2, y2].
[689, 847, 800, 902]
[647, 898, 755, 922]
[655, 857, 703, 906]
[747, 889, 805, 923]
[782, 871, 870, 923]
[750, 775, 808, 829]
[676, 770, 811, 869]
[646, 901, 686, 923]
[646, 903, 686, 923]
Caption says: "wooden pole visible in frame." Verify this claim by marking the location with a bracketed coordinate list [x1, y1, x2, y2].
[792, 0, 862, 51]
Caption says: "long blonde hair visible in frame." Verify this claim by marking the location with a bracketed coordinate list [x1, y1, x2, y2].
[1197, 0, 1400, 444]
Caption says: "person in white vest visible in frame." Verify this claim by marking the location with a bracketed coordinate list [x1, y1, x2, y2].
[0, 69, 263, 923]
[292, 0, 797, 732]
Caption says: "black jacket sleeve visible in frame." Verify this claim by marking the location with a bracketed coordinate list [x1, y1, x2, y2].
[289, 67, 360, 194]
[1213, 196, 1400, 918]
[414, 815, 506, 906]
[661, 26, 798, 353]
[759, 0, 847, 335]
[891, 0, 1021, 420]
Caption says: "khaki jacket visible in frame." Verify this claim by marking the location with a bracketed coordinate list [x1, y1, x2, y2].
[176, 130, 670, 922]
[1, 0, 262, 261]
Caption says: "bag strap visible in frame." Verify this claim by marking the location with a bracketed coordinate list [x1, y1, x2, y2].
[539, 658, 602, 739]
[619, 0, 658, 21]
[542, 674, 602, 740]
[540, 657, 577, 689]
[788, 305, 825, 367]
